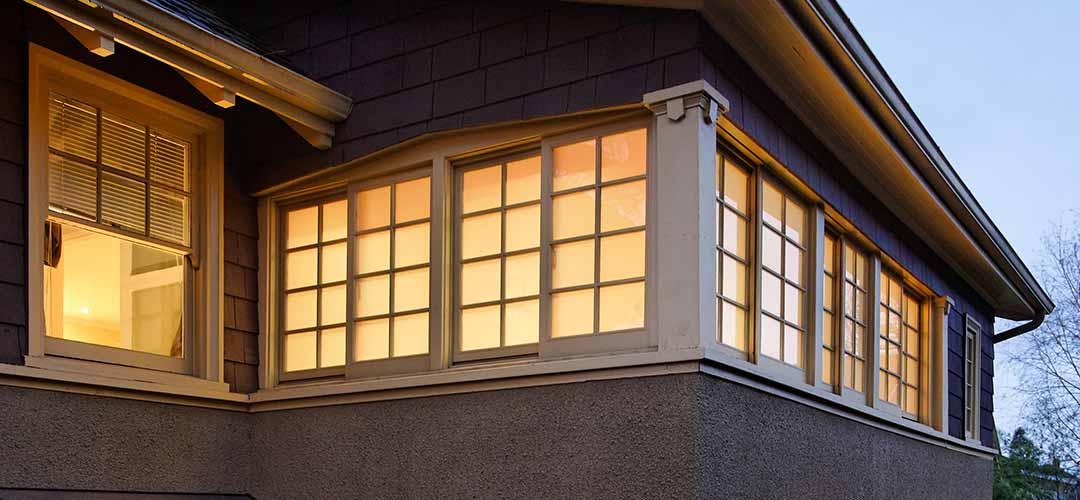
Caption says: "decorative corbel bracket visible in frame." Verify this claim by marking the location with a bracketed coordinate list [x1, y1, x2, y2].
[50, 13, 114, 57]
[276, 113, 333, 150]
[643, 80, 730, 124]
[177, 71, 235, 109]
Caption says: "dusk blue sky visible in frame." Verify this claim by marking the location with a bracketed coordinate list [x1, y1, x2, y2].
[838, 0, 1080, 433]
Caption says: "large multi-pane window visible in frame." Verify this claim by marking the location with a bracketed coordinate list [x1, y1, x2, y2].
[281, 199, 347, 372]
[457, 155, 541, 356]
[879, 272, 921, 416]
[353, 177, 431, 363]
[841, 242, 868, 392]
[43, 92, 192, 370]
[759, 180, 807, 368]
[716, 151, 751, 351]
[549, 129, 647, 338]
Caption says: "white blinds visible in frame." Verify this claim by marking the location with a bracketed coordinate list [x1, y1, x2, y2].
[47, 92, 191, 247]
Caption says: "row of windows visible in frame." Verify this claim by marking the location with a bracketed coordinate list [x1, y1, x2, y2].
[277, 128, 649, 375]
[714, 148, 930, 420]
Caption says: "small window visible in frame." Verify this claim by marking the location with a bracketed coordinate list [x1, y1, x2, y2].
[878, 272, 922, 417]
[456, 154, 541, 359]
[840, 241, 869, 392]
[549, 129, 647, 338]
[716, 151, 751, 351]
[964, 314, 981, 439]
[42, 92, 195, 373]
[759, 179, 807, 368]
[822, 233, 838, 385]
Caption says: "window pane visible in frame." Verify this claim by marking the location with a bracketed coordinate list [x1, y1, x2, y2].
[285, 290, 317, 331]
[322, 199, 347, 241]
[762, 181, 783, 229]
[461, 305, 500, 351]
[761, 272, 781, 316]
[357, 186, 390, 230]
[462, 258, 501, 305]
[599, 231, 645, 282]
[720, 301, 746, 351]
[395, 222, 430, 267]
[553, 239, 594, 288]
[463, 165, 502, 214]
[761, 315, 781, 359]
[553, 139, 595, 191]
[149, 131, 188, 191]
[553, 190, 595, 240]
[762, 228, 782, 272]
[599, 282, 644, 332]
[889, 279, 902, 310]
[823, 349, 834, 385]
[462, 212, 501, 259]
[393, 267, 429, 312]
[723, 161, 748, 213]
[722, 256, 747, 303]
[101, 173, 146, 233]
[783, 324, 802, 367]
[600, 129, 646, 182]
[824, 236, 835, 274]
[355, 318, 389, 361]
[101, 113, 146, 177]
[889, 312, 902, 342]
[904, 386, 918, 415]
[286, 206, 319, 249]
[395, 177, 430, 223]
[784, 283, 802, 326]
[505, 299, 539, 346]
[823, 311, 834, 348]
[784, 199, 804, 244]
[551, 289, 593, 338]
[600, 180, 646, 232]
[321, 327, 345, 367]
[319, 285, 346, 325]
[356, 274, 390, 317]
[44, 225, 185, 357]
[505, 205, 540, 252]
[722, 209, 747, 259]
[853, 359, 864, 392]
[506, 156, 540, 205]
[505, 251, 539, 299]
[148, 187, 189, 245]
[320, 242, 347, 283]
[356, 230, 390, 274]
[48, 154, 97, 220]
[392, 312, 428, 356]
[784, 242, 803, 285]
[49, 94, 98, 161]
[284, 331, 316, 371]
[285, 248, 317, 290]
[823, 276, 834, 311]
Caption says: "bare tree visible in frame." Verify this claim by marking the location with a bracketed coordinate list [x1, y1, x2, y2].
[1010, 219, 1080, 474]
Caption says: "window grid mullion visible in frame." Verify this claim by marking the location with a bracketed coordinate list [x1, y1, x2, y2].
[499, 162, 508, 348]
[388, 184, 397, 358]
[315, 203, 323, 369]
[592, 138, 602, 335]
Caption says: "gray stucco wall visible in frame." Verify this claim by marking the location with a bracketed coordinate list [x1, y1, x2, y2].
[0, 374, 991, 499]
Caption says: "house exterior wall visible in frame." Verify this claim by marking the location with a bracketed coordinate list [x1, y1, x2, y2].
[0, 374, 991, 499]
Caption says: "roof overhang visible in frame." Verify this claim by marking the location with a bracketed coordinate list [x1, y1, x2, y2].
[24, 0, 353, 150]
[582, 0, 1053, 320]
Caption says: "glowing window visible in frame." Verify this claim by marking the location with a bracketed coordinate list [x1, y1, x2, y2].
[716, 150, 751, 351]
[759, 179, 807, 368]
[878, 272, 921, 417]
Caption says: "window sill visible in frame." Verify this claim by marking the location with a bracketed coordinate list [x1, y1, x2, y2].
[0, 355, 245, 407]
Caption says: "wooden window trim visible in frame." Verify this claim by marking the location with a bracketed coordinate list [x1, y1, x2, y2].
[26, 44, 225, 387]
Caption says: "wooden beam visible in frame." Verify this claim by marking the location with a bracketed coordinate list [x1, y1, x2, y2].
[50, 13, 114, 57]
[276, 113, 333, 150]
[177, 71, 235, 108]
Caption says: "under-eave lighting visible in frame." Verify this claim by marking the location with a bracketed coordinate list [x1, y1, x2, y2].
[24, 0, 97, 31]
[112, 11, 233, 71]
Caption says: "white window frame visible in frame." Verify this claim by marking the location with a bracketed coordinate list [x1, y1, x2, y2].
[26, 44, 225, 386]
[964, 313, 982, 441]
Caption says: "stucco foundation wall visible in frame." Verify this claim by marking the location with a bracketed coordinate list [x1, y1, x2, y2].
[0, 385, 251, 495]
[696, 374, 992, 500]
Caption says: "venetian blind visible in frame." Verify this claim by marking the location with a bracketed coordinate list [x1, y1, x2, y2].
[47, 92, 191, 247]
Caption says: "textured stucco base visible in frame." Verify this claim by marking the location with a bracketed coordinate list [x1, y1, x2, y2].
[0, 374, 991, 499]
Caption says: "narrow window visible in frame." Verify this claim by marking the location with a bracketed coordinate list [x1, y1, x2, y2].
[965, 315, 981, 439]
[43, 93, 192, 369]
[280, 198, 347, 372]
[841, 242, 868, 392]
[457, 155, 541, 356]
[878, 272, 921, 417]
[353, 178, 431, 363]
[716, 151, 751, 351]
[549, 129, 647, 338]
[759, 179, 807, 368]
[822, 233, 838, 385]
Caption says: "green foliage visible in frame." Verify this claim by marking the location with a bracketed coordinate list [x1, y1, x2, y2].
[994, 428, 1078, 500]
